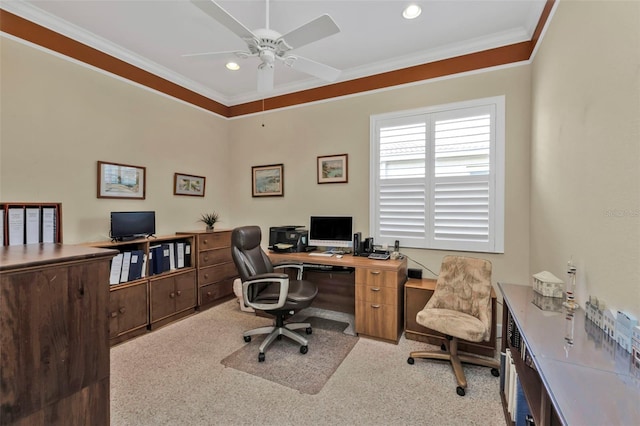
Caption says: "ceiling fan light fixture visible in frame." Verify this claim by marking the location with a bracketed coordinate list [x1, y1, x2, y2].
[402, 4, 422, 20]
[226, 62, 240, 71]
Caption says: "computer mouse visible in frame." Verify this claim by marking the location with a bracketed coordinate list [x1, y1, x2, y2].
[336, 254, 343, 259]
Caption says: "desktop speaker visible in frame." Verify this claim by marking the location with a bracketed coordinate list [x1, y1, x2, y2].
[353, 232, 362, 255]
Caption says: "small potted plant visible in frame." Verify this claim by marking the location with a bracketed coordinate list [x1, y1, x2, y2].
[199, 212, 220, 231]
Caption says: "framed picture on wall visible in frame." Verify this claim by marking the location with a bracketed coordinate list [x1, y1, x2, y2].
[174, 173, 206, 197]
[97, 161, 146, 199]
[252, 164, 284, 197]
[317, 154, 348, 184]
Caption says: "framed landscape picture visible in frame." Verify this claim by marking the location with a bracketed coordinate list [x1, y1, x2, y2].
[252, 164, 284, 197]
[317, 154, 348, 184]
[97, 160, 146, 199]
[174, 173, 206, 197]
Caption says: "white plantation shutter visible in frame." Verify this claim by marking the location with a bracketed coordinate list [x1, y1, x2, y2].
[371, 97, 504, 253]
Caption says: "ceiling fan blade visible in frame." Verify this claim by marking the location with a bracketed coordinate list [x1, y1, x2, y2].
[278, 14, 340, 50]
[190, 0, 258, 42]
[181, 50, 244, 58]
[288, 56, 341, 82]
[257, 65, 274, 92]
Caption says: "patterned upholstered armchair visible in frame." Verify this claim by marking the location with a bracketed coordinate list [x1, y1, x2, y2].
[407, 255, 500, 396]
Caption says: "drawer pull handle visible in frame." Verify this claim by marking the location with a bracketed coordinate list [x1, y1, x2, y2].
[170, 292, 176, 299]
[206, 292, 212, 296]
[118, 307, 126, 314]
[110, 311, 118, 318]
[203, 256, 209, 261]
[370, 271, 381, 275]
[204, 274, 209, 279]
[176, 290, 182, 297]
[371, 287, 381, 292]
[371, 304, 381, 309]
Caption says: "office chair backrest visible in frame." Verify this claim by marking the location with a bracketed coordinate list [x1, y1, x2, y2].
[427, 255, 493, 339]
[231, 226, 275, 299]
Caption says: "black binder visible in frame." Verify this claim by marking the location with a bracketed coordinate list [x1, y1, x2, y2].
[161, 243, 172, 273]
[150, 245, 163, 275]
[184, 243, 192, 267]
[128, 250, 145, 281]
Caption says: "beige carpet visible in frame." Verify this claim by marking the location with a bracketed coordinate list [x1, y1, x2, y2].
[111, 299, 507, 425]
[221, 317, 358, 394]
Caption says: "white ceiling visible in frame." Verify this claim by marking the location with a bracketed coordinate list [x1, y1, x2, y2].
[2, 0, 547, 106]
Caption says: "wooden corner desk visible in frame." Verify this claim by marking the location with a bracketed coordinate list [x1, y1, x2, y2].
[268, 252, 408, 344]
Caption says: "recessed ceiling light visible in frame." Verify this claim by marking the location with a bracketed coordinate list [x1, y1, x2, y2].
[403, 4, 422, 20]
[226, 62, 240, 71]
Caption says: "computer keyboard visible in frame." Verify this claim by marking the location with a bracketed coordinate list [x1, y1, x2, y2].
[368, 253, 390, 260]
[308, 252, 333, 257]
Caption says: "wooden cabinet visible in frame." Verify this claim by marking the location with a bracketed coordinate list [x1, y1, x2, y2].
[178, 230, 238, 309]
[0, 244, 117, 425]
[150, 269, 196, 328]
[404, 278, 497, 357]
[89, 234, 196, 345]
[355, 266, 406, 343]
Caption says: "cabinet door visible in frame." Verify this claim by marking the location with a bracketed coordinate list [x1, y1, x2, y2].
[0, 260, 110, 424]
[109, 282, 148, 339]
[150, 275, 176, 322]
[174, 270, 196, 312]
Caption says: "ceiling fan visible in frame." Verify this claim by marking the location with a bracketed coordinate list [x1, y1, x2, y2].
[187, 0, 342, 92]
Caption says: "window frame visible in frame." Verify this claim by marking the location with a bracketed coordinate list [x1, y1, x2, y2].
[369, 96, 505, 253]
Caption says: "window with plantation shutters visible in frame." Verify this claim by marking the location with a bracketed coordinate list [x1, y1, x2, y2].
[370, 97, 504, 253]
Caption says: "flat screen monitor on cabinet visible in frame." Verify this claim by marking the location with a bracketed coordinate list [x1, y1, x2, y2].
[110, 211, 156, 241]
[309, 216, 353, 249]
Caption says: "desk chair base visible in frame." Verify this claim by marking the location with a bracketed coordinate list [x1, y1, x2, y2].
[243, 313, 312, 362]
[408, 336, 500, 396]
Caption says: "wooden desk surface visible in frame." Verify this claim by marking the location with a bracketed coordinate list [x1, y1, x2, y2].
[268, 252, 407, 271]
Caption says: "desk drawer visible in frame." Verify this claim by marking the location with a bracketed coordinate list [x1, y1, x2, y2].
[356, 268, 397, 288]
[199, 248, 232, 268]
[355, 300, 397, 341]
[198, 232, 231, 251]
[355, 283, 397, 305]
[198, 262, 237, 286]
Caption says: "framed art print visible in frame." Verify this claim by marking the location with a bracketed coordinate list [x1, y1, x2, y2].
[97, 161, 146, 199]
[174, 173, 206, 197]
[317, 154, 348, 184]
[252, 164, 284, 197]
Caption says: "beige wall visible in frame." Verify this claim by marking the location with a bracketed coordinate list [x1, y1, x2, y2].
[227, 66, 532, 286]
[530, 0, 640, 313]
[1, 37, 231, 243]
[1, 35, 532, 291]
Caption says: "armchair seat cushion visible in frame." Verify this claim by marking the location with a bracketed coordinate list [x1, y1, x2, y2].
[416, 308, 488, 343]
[255, 280, 318, 306]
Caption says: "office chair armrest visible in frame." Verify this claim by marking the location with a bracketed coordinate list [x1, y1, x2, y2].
[242, 273, 290, 311]
[273, 262, 304, 280]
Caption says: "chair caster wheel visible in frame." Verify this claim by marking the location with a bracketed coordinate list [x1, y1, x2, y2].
[277, 335, 283, 340]
[300, 345, 308, 354]
[306, 327, 312, 335]
[244, 336, 251, 343]
[258, 353, 265, 362]
[456, 387, 466, 396]
[407, 357, 415, 365]
[491, 368, 500, 377]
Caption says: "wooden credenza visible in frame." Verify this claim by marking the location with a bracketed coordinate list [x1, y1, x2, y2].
[404, 278, 497, 357]
[88, 234, 197, 345]
[0, 243, 117, 425]
[269, 252, 408, 343]
[177, 230, 238, 309]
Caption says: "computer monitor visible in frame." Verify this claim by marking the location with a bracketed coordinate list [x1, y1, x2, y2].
[309, 216, 353, 249]
[110, 211, 156, 241]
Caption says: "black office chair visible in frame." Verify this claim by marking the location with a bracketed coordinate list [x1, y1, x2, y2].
[231, 226, 318, 362]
